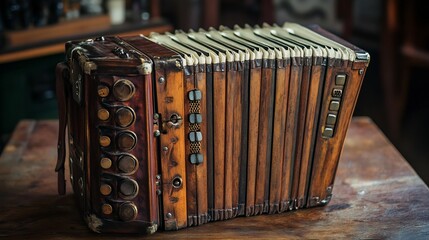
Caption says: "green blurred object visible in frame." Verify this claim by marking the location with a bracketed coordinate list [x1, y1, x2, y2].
[0, 53, 64, 150]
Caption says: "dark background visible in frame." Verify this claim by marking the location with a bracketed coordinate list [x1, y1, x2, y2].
[1, 0, 428, 184]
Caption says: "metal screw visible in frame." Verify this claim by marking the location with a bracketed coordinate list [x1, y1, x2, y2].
[156, 189, 161, 195]
[359, 69, 364, 75]
[153, 113, 159, 120]
[156, 175, 161, 180]
[154, 130, 161, 137]
[158, 76, 165, 84]
[166, 212, 173, 218]
[162, 146, 168, 152]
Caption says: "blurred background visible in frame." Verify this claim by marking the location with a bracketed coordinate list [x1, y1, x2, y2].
[0, 0, 428, 184]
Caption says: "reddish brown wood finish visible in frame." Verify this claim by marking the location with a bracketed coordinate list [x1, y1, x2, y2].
[212, 67, 226, 221]
[1, 118, 428, 239]
[280, 59, 302, 212]
[297, 62, 325, 207]
[291, 60, 311, 209]
[224, 64, 235, 220]
[60, 37, 160, 233]
[254, 63, 275, 215]
[195, 68, 209, 225]
[245, 63, 262, 216]
[268, 60, 289, 214]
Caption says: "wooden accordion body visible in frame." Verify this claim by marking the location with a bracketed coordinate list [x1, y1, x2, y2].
[55, 23, 370, 234]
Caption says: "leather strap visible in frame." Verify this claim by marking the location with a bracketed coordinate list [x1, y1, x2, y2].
[55, 62, 69, 195]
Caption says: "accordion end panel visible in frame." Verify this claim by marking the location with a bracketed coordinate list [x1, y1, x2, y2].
[303, 24, 370, 208]
[57, 38, 162, 234]
[307, 58, 369, 208]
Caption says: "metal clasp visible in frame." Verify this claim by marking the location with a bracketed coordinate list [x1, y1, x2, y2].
[165, 113, 183, 129]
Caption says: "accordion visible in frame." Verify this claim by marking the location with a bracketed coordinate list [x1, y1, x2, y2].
[55, 23, 369, 234]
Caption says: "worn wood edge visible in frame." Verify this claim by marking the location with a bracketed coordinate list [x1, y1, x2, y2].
[0, 120, 36, 163]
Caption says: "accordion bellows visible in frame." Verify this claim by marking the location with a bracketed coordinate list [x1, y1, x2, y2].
[55, 23, 370, 233]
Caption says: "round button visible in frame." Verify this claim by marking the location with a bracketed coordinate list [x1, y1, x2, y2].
[98, 108, 110, 121]
[119, 178, 139, 198]
[101, 203, 113, 215]
[113, 79, 135, 101]
[100, 157, 112, 169]
[99, 136, 111, 147]
[117, 132, 136, 151]
[100, 184, 112, 196]
[118, 202, 138, 221]
[118, 155, 138, 174]
[116, 107, 135, 127]
[98, 85, 110, 97]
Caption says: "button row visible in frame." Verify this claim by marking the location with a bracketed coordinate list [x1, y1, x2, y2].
[323, 74, 346, 138]
[187, 89, 204, 165]
[97, 78, 139, 221]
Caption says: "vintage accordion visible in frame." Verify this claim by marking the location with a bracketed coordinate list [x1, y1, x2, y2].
[55, 23, 369, 233]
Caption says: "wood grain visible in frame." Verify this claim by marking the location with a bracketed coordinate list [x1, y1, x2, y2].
[0, 117, 428, 239]
[268, 63, 288, 214]
[212, 69, 226, 221]
[245, 65, 262, 216]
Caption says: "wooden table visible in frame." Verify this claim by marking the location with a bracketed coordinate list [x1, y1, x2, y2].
[0, 117, 428, 239]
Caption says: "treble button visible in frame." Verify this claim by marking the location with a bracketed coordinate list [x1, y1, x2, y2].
[189, 153, 204, 164]
[189, 131, 202, 142]
[189, 113, 202, 124]
[188, 90, 202, 101]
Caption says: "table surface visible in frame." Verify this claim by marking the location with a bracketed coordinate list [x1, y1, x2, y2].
[0, 117, 428, 239]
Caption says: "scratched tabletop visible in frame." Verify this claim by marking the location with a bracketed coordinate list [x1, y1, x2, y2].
[0, 117, 428, 239]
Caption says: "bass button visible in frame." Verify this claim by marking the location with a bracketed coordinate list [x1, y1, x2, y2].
[113, 79, 135, 101]
[97, 84, 110, 97]
[98, 108, 110, 121]
[118, 155, 138, 174]
[116, 132, 137, 151]
[115, 107, 135, 127]
[119, 178, 139, 199]
[118, 202, 138, 221]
